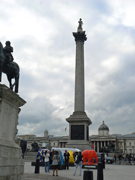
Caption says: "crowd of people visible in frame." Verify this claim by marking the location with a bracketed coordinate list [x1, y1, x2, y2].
[37, 149, 135, 176]
[40, 149, 135, 177]
[114, 153, 135, 163]
[40, 149, 83, 176]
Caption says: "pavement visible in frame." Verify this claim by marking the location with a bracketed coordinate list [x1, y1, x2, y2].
[24, 162, 135, 180]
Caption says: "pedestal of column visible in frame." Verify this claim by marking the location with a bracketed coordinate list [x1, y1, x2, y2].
[66, 111, 92, 151]
[0, 84, 26, 180]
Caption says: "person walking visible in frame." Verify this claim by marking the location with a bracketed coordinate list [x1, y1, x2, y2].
[52, 151, 61, 176]
[44, 150, 50, 173]
[114, 154, 117, 162]
[64, 150, 70, 170]
[129, 153, 132, 164]
[50, 149, 54, 165]
[73, 151, 83, 176]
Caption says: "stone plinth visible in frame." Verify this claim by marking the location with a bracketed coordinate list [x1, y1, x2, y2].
[0, 84, 26, 180]
[66, 111, 92, 151]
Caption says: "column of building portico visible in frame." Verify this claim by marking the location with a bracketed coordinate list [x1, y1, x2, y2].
[101, 141, 103, 149]
[122, 141, 124, 153]
[114, 141, 116, 149]
[100, 141, 102, 148]
[101, 141, 103, 148]
[97, 141, 99, 152]
[94, 141, 96, 151]
[60, 142, 62, 148]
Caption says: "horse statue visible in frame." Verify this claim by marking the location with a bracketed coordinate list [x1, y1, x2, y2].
[0, 41, 20, 93]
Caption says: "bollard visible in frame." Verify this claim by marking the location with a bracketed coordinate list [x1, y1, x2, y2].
[101, 160, 105, 169]
[83, 171, 93, 180]
[101, 154, 105, 169]
[35, 159, 40, 174]
[97, 162, 103, 180]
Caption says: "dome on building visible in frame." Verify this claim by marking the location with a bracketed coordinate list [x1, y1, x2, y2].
[98, 121, 109, 131]
[98, 121, 109, 136]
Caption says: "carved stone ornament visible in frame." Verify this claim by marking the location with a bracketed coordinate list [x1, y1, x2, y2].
[73, 18, 87, 42]
[0, 84, 25, 107]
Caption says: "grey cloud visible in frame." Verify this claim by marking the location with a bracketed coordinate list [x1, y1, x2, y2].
[19, 96, 61, 124]
[90, 0, 113, 15]
[1, 0, 135, 137]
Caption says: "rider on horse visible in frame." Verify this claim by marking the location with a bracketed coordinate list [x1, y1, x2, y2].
[3, 41, 14, 69]
[0, 41, 19, 93]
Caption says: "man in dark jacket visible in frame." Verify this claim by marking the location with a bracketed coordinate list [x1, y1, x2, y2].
[64, 150, 70, 170]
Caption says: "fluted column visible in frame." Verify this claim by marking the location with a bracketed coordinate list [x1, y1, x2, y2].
[73, 18, 87, 112]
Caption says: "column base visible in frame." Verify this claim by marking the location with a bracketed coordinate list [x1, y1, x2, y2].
[66, 111, 92, 151]
[66, 140, 92, 151]
[66, 111, 92, 124]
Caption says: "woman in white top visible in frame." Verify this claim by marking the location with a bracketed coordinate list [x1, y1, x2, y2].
[44, 150, 50, 172]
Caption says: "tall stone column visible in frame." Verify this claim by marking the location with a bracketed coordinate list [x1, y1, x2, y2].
[74, 35, 85, 112]
[66, 19, 92, 151]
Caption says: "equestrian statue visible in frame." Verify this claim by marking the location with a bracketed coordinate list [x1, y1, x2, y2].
[0, 41, 19, 93]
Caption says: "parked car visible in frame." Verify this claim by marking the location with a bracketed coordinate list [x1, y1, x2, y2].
[96, 153, 114, 164]
[106, 155, 114, 164]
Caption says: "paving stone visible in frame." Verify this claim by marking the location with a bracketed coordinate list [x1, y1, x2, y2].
[24, 162, 135, 180]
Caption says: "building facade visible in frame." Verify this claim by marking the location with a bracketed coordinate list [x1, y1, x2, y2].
[16, 122, 135, 154]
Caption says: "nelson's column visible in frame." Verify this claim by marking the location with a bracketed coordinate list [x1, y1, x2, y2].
[66, 19, 92, 151]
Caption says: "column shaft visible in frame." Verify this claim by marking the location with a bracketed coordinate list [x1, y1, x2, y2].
[97, 142, 99, 152]
[75, 41, 84, 111]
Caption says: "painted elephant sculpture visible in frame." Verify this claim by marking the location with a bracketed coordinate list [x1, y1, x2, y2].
[82, 150, 98, 165]
[68, 150, 75, 163]
[37, 148, 48, 162]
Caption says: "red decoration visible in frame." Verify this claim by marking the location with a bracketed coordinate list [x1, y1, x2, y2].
[82, 150, 98, 165]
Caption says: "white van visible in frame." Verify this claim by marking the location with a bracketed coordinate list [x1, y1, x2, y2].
[51, 147, 81, 157]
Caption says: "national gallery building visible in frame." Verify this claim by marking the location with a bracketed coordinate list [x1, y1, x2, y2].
[17, 121, 135, 154]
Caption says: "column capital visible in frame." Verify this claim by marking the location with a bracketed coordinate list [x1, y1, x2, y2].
[73, 31, 87, 42]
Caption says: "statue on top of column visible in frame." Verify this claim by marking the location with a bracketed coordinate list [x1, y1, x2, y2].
[73, 19, 87, 42]
[77, 18, 83, 32]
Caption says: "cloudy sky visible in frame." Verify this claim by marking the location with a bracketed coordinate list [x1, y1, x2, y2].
[0, 0, 135, 137]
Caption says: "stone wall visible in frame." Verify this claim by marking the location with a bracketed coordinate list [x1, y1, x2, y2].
[0, 84, 26, 180]
[0, 145, 24, 180]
